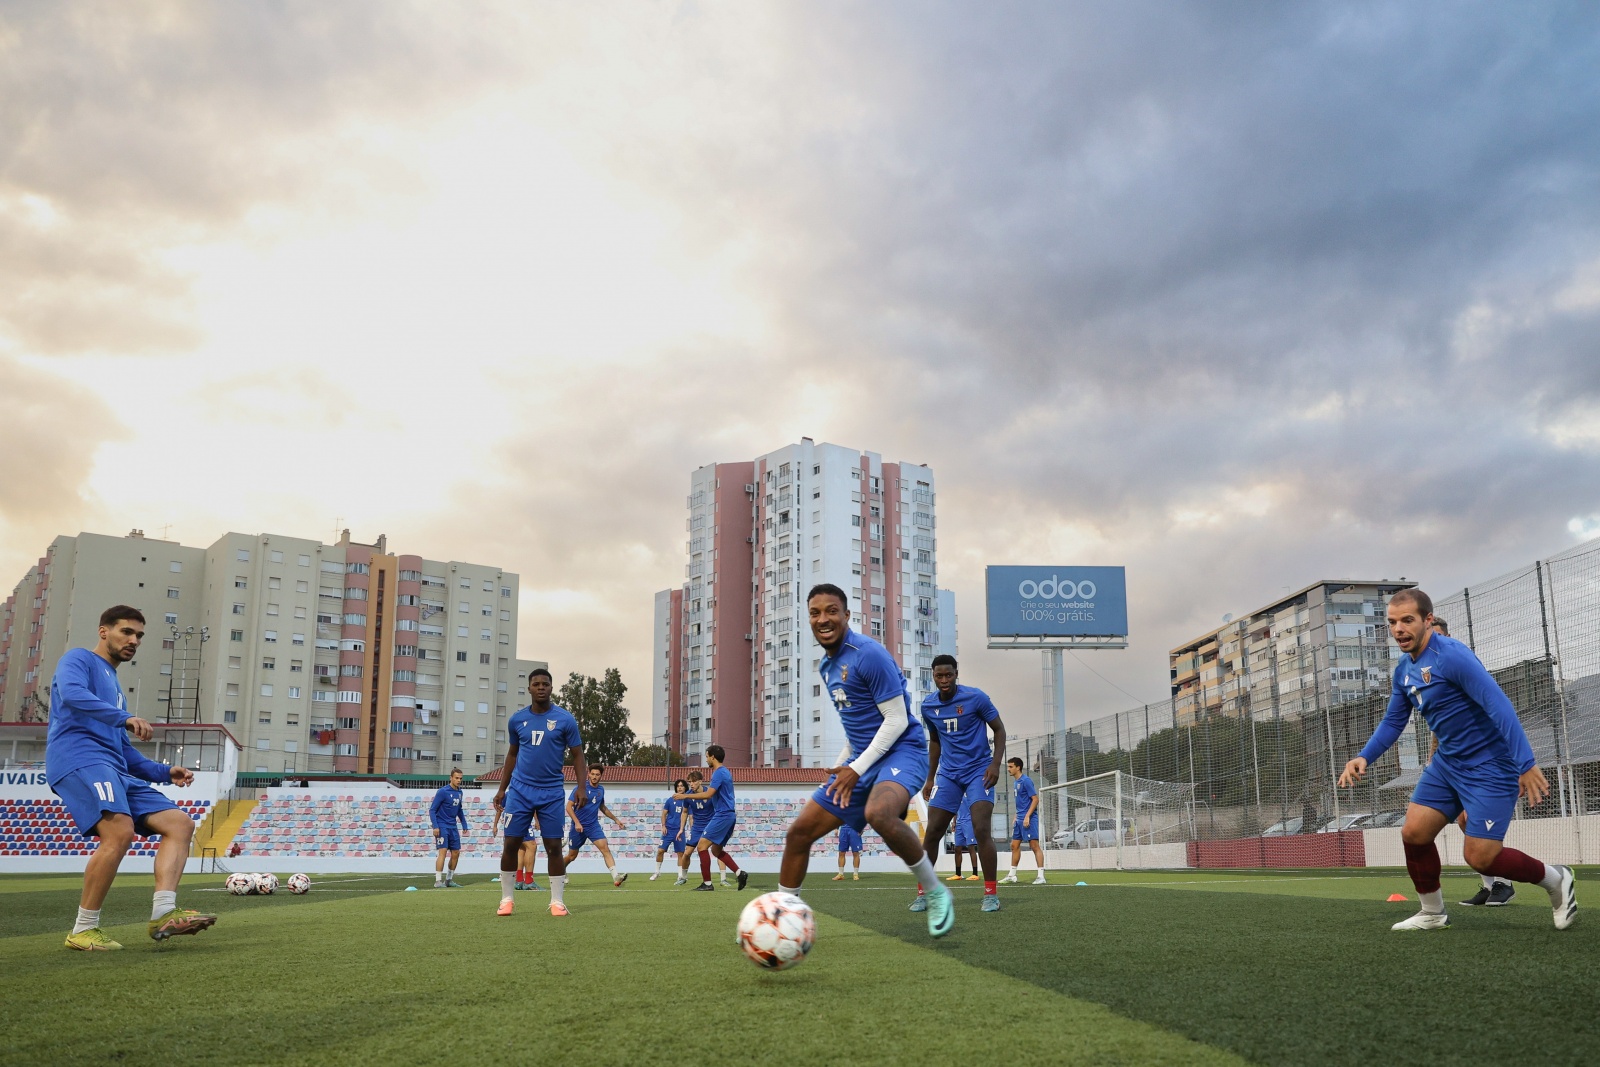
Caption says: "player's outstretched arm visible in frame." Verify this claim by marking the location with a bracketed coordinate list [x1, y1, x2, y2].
[1354, 671, 1413, 768]
[1338, 757, 1368, 788]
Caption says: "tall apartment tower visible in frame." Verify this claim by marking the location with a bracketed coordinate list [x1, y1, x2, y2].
[0, 529, 544, 777]
[654, 440, 944, 769]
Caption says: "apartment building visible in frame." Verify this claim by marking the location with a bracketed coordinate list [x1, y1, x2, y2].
[655, 439, 947, 769]
[0, 529, 544, 776]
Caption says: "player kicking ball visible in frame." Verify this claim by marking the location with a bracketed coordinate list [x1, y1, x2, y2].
[777, 585, 952, 938]
[493, 668, 586, 918]
[48, 605, 216, 950]
[1339, 589, 1575, 932]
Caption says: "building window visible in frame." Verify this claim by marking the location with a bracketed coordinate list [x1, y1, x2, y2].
[459, 601, 470, 613]
[266, 603, 280, 616]
[237, 549, 250, 562]
[228, 656, 241, 669]
[481, 629, 491, 641]
[288, 687, 301, 699]
[453, 726, 465, 736]
[232, 604, 245, 615]
[264, 630, 277, 643]
[477, 702, 489, 714]
[298, 554, 311, 567]
[165, 587, 180, 599]
[230, 630, 243, 642]
[260, 685, 273, 697]
[270, 550, 284, 563]
[292, 633, 305, 646]
[475, 753, 486, 764]
[479, 653, 491, 665]
[262, 658, 275, 670]
[501, 587, 512, 598]
[289, 660, 303, 673]
[223, 710, 237, 723]
[294, 606, 306, 619]
[456, 651, 467, 662]
[455, 675, 466, 687]
[457, 626, 469, 638]
[226, 683, 240, 696]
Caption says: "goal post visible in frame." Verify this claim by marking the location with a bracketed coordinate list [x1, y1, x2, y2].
[1039, 770, 1196, 869]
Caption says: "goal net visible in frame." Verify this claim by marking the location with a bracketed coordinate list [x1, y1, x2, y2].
[1038, 770, 1196, 869]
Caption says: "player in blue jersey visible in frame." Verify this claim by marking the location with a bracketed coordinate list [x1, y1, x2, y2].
[563, 764, 629, 886]
[833, 824, 863, 880]
[947, 797, 980, 882]
[47, 605, 216, 951]
[492, 668, 588, 917]
[679, 745, 747, 891]
[430, 767, 470, 888]
[651, 778, 690, 880]
[1004, 758, 1046, 884]
[914, 654, 1008, 913]
[778, 584, 952, 937]
[675, 770, 717, 885]
[1340, 589, 1575, 931]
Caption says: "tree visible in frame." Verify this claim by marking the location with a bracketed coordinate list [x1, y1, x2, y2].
[627, 744, 685, 767]
[557, 668, 636, 766]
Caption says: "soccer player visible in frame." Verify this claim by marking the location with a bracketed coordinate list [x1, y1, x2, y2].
[676, 770, 714, 885]
[1339, 589, 1575, 931]
[833, 824, 863, 880]
[515, 829, 542, 891]
[680, 744, 746, 891]
[563, 765, 629, 886]
[47, 605, 216, 950]
[651, 778, 690, 880]
[913, 654, 1007, 913]
[1003, 758, 1046, 884]
[946, 797, 981, 882]
[777, 584, 952, 938]
[492, 667, 586, 917]
[430, 767, 469, 888]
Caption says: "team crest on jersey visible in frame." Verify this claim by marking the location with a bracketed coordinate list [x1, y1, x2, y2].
[546, 719, 557, 730]
[841, 665, 849, 682]
[956, 705, 964, 715]
[1420, 667, 1432, 685]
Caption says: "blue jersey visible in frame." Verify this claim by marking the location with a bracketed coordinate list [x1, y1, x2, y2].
[429, 784, 468, 831]
[507, 704, 582, 791]
[1013, 775, 1038, 820]
[1360, 632, 1536, 772]
[709, 765, 736, 817]
[686, 793, 713, 826]
[921, 685, 1000, 778]
[663, 796, 686, 834]
[819, 627, 923, 763]
[46, 648, 170, 786]
[570, 782, 605, 827]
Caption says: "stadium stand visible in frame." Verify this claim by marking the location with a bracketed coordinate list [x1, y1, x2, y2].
[230, 791, 894, 859]
[0, 798, 211, 857]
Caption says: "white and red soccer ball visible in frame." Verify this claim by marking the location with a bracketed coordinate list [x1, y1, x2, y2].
[736, 892, 815, 970]
[225, 872, 253, 895]
[287, 872, 311, 895]
[251, 872, 279, 895]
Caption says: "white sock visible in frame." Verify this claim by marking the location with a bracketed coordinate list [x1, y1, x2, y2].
[151, 890, 177, 920]
[437, 871, 445, 884]
[501, 872, 516, 902]
[1481, 873, 1496, 890]
[607, 865, 617, 879]
[779, 884, 802, 897]
[551, 875, 566, 905]
[1419, 890, 1445, 914]
[1007, 864, 1017, 876]
[74, 907, 101, 934]
[909, 853, 939, 891]
[653, 860, 662, 874]
[1538, 864, 1564, 893]
[1495, 877, 1513, 887]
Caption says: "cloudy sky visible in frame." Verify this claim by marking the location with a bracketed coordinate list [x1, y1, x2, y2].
[4, 2, 1599, 739]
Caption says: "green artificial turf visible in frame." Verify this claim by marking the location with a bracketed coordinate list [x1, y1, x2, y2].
[0, 871, 1240, 1067]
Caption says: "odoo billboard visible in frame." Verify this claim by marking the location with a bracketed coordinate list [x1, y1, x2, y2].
[985, 566, 1128, 639]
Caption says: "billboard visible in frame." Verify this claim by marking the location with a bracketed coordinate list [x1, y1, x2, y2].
[985, 566, 1128, 640]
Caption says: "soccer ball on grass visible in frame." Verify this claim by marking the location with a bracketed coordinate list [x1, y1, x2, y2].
[735, 892, 815, 970]
[252, 872, 279, 895]
[225, 872, 253, 895]
[287, 872, 311, 894]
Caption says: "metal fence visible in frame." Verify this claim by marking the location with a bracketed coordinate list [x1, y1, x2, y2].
[998, 536, 1600, 847]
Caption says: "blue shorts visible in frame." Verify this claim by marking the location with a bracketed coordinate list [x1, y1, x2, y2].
[838, 825, 863, 853]
[659, 831, 685, 853]
[52, 764, 178, 838]
[434, 827, 462, 851]
[812, 735, 929, 834]
[929, 767, 995, 815]
[1412, 754, 1522, 842]
[567, 820, 607, 851]
[1012, 816, 1040, 842]
[702, 813, 737, 848]
[502, 782, 565, 842]
[685, 821, 711, 846]
[953, 821, 976, 848]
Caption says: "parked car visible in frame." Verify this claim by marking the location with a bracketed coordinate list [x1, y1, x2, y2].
[1052, 817, 1132, 848]
[1317, 813, 1373, 833]
[1260, 817, 1304, 836]
[1368, 810, 1407, 828]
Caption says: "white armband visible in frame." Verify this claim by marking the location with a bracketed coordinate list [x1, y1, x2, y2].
[847, 698, 914, 776]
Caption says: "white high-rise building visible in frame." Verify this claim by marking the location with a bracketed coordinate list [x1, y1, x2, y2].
[655, 439, 947, 769]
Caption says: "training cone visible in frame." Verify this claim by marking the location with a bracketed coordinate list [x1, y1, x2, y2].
[1076, 881, 1088, 886]
[405, 886, 419, 892]
[1386, 893, 1408, 902]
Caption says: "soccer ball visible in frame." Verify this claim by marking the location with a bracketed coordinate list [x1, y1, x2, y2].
[225, 872, 253, 895]
[735, 892, 815, 970]
[252, 872, 279, 895]
[287, 873, 311, 895]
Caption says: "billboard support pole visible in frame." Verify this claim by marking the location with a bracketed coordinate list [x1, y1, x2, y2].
[1048, 647, 1068, 830]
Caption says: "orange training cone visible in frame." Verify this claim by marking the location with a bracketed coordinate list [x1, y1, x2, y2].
[1387, 893, 1408, 902]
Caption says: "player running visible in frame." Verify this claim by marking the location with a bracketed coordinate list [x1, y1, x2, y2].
[1003, 758, 1046, 884]
[777, 584, 951, 938]
[651, 778, 690, 880]
[430, 767, 470, 888]
[563, 765, 629, 886]
[833, 824, 863, 880]
[492, 667, 587, 917]
[48, 605, 216, 950]
[680, 745, 746, 891]
[1339, 589, 1576, 931]
[913, 654, 1007, 913]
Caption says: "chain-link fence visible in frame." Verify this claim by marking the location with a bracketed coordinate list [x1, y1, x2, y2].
[992, 536, 1600, 854]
